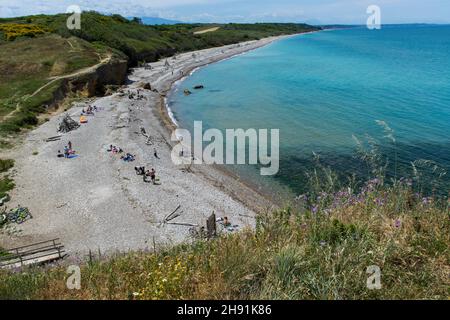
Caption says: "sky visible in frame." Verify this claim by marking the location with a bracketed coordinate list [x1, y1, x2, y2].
[1, 0, 450, 24]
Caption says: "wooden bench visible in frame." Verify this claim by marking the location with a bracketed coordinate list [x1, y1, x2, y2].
[0, 238, 65, 269]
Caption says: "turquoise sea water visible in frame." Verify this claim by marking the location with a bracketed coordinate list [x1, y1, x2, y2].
[169, 25, 450, 198]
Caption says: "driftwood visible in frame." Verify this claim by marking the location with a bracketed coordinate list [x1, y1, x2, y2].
[164, 205, 181, 222]
[206, 213, 217, 238]
[46, 135, 62, 142]
[58, 115, 80, 133]
[166, 222, 198, 227]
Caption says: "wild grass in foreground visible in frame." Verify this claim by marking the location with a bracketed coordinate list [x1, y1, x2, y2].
[0, 180, 448, 300]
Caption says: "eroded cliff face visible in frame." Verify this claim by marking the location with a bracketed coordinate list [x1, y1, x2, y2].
[68, 57, 129, 97]
[41, 57, 128, 113]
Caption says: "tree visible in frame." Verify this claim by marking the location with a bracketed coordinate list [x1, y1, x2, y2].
[132, 17, 143, 25]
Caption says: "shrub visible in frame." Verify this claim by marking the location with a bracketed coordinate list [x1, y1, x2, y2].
[0, 159, 14, 173]
[0, 177, 14, 199]
[0, 23, 49, 41]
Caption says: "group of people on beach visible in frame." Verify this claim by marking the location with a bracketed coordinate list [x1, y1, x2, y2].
[81, 105, 97, 115]
[135, 166, 157, 184]
[107, 145, 136, 162]
[57, 141, 76, 159]
[107, 144, 123, 154]
[108, 144, 159, 184]
[128, 89, 144, 100]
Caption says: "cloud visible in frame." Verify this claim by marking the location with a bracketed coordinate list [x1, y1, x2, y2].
[0, 0, 219, 17]
[1, 0, 449, 23]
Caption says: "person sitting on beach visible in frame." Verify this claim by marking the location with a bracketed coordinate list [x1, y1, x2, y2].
[223, 216, 231, 227]
[135, 166, 145, 176]
[217, 216, 231, 228]
[121, 153, 135, 162]
[143, 169, 151, 183]
[86, 105, 94, 115]
[57, 150, 64, 158]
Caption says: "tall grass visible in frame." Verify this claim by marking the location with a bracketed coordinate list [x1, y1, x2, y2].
[0, 178, 448, 300]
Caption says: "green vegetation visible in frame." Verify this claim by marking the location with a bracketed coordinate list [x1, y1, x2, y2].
[0, 34, 112, 136]
[0, 23, 49, 41]
[1, 13, 318, 65]
[0, 12, 318, 141]
[0, 180, 448, 300]
[0, 159, 14, 173]
[0, 159, 14, 200]
[0, 176, 14, 199]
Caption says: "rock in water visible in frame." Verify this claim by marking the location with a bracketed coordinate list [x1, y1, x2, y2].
[58, 114, 80, 133]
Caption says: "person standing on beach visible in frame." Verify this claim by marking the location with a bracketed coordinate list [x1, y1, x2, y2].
[150, 168, 156, 184]
[68, 141, 72, 151]
[64, 146, 69, 158]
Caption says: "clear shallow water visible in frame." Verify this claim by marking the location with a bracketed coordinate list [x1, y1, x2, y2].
[169, 26, 450, 198]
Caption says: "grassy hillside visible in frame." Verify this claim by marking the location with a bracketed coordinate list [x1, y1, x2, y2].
[0, 34, 114, 134]
[0, 180, 448, 300]
[1, 12, 319, 65]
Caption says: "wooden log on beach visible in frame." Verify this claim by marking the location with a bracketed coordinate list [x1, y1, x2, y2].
[206, 213, 217, 238]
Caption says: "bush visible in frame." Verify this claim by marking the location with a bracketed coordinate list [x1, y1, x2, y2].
[0, 23, 48, 41]
[0, 177, 14, 199]
[0, 159, 14, 173]
[11, 112, 38, 127]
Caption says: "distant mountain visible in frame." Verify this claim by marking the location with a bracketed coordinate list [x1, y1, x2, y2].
[319, 24, 361, 29]
[139, 17, 183, 25]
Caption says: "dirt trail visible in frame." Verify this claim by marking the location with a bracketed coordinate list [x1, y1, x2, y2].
[1, 54, 112, 122]
[29, 54, 112, 98]
[193, 27, 220, 34]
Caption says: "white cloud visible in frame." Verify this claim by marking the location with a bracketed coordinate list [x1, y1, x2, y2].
[0, 0, 220, 18]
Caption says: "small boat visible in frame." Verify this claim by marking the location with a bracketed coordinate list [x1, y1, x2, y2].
[184, 89, 192, 95]
[193, 85, 204, 90]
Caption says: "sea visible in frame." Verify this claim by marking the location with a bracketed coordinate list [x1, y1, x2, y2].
[168, 25, 450, 200]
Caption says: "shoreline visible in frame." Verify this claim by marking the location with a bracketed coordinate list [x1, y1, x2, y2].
[156, 34, 300, 133]
[153, 33, 310, 207]
[0, 34, 308, 254]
